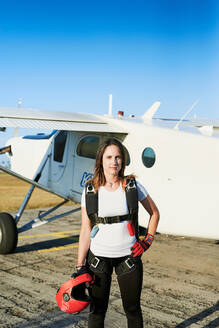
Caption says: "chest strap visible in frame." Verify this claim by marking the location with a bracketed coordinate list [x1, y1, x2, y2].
[90, 214, 130, 224]
[85, 178, 139, 238]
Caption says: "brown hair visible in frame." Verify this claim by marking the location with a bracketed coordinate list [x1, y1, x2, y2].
[90, 138, 126, 191]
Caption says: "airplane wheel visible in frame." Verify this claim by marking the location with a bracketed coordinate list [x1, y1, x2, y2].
[0, 213, 18, 254]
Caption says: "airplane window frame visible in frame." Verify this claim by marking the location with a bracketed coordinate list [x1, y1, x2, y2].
[142, 147, 156, 168]
[76, 136, 100, 159]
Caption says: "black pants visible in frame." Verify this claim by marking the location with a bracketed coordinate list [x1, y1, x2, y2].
[87, 252, 143, 328]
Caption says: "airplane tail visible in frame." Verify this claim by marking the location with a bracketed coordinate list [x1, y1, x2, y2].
[142, 101, 161, 120]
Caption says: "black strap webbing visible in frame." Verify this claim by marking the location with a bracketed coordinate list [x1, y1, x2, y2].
[125, 178, 139, 213]
[85, 183, 98, 218]
[85, 178, 139, 232]
[95, 214, 130, 224]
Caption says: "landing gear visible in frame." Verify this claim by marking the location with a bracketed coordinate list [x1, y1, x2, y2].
[0, 160, 80, 255]
[0, 213, 18, 254]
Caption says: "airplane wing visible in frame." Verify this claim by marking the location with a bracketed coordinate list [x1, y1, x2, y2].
[152, 117, 219, 137]
[154, 117, 219, 129]
[186, 118, 219, 129]
[0, 107, 126, 133]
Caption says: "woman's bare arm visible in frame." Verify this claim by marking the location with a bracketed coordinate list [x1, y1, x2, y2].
[140, 195, 160, 236]
[76, 206, 92, 266]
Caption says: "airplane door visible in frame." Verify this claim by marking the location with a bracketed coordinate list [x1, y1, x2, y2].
[72, 135, 100, 194]
[51, 131, 68, 182]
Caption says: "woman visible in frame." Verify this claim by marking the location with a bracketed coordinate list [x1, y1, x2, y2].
[75, 138, 159, 328]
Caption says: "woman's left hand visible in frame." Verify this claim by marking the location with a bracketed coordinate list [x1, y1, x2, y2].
[131, 233, 154, 257]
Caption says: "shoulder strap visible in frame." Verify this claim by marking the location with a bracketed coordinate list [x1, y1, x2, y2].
[85, 183, 98, 226]
[125, 177, 139, 239]
[125, 177, 138, 213]
[85, 178, 139, 237]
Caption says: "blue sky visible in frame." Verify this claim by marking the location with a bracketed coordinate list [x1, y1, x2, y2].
[0, 0, 219, 162]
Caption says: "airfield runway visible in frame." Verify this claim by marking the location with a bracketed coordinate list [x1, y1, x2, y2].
[0, 205, 218, 328]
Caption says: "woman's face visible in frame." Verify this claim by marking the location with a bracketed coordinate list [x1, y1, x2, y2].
[102, 145, 122, 177]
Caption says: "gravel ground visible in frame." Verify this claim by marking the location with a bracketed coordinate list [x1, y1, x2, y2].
[0, 206, 218, 328]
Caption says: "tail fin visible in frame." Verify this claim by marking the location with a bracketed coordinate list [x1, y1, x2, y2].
[142, 101, 161, 121]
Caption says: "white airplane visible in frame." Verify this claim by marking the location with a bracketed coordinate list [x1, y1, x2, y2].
[0, 98, 219, 254]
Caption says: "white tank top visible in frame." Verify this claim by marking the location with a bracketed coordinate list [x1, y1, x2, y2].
[81, 181, 148, 257]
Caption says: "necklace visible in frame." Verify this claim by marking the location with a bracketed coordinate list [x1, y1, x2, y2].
[106, 180, 119, 188]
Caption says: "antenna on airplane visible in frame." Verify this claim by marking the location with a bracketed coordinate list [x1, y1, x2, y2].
[174, 99, 199, 130]
[108, 94, 113, 116]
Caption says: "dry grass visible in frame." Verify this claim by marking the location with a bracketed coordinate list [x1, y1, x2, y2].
[0, 172, 72, 211]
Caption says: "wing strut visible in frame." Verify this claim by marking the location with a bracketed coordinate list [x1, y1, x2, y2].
[18, 201, 80, 233]
[12, 152, 53, 224]
[0, 165, 70, 200]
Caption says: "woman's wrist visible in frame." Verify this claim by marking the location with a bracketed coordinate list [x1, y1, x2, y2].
[76, 264, 85, 268]
[76, 260, 86, 268]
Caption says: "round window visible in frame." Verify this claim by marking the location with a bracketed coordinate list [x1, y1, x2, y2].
[142, 147, 156, 168]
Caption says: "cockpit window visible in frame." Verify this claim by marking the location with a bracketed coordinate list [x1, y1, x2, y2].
[142, 147, 156, 168]
[77, 136, 100, 159]
[53, 131, 67, 162]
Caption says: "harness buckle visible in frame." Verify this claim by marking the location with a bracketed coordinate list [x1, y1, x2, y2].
[126, 178, 136, 191]
[91, 257, 100, 268]
[125, 258, 134, 269]
[102, 217, 108, 224]
[86, 183, 95, 193]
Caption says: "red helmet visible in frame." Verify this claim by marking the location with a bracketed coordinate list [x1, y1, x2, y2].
[56, 273, 94, 314]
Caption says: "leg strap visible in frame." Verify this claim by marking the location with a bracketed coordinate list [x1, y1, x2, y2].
[115, 256, 138, 276]
[87, 250, 112, 274]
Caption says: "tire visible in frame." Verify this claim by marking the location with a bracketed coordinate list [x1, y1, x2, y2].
[0, 212, 18, 254]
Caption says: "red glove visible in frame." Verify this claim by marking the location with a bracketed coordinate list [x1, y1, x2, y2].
[131, 233, 154, 257]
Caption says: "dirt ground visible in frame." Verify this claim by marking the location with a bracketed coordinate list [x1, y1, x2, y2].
[0, 205, 218, 328]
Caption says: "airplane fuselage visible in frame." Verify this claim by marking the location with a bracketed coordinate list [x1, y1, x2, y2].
[5, 115, 219, 239]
